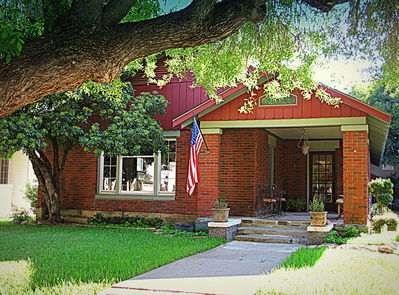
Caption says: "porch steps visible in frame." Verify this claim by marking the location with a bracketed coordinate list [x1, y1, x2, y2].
[234, 218, 309, 244]
[237, 226, 308, 238]
[234, 234, 308, 244]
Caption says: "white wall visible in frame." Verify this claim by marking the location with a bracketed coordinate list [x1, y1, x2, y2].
[0, 184, 13, 217]
[0, 151, 37, 216]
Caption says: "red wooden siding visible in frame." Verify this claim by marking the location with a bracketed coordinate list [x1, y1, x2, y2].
[201, 87, 367, 122]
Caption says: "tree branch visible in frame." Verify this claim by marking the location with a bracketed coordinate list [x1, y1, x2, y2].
[302, 0, 350, 12]
[102, 0, 138, 27]
[62, 0, 104, 29]
[0, 0, 348, 117]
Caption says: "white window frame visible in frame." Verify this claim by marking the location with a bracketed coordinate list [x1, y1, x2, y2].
[96, 139, 176, 200]
[0, 159, 9, 185]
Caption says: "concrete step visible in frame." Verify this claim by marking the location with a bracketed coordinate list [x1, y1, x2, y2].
[237, 226, 308, 238]
[234, 234, 308, 244]
[241, 218, 309, 230]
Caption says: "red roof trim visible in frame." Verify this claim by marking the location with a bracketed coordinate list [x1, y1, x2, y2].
[172, 83, 247, 127]
[173, 81, 392, 127]
[322, 86, 391, 123]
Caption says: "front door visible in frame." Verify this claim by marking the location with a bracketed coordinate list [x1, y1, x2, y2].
[310, 152, 335, 211]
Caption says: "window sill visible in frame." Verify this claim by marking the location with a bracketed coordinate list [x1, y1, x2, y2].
[95, 193, 175, 201]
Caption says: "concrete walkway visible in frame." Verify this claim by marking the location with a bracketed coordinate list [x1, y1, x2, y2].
[99, 241, 302, 295]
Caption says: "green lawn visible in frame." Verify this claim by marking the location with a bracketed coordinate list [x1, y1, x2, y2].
[0, 223, 225, 295]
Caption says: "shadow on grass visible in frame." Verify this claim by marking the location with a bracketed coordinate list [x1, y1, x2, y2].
[0, 223, 224, 290]
[278, 247, 327, 269]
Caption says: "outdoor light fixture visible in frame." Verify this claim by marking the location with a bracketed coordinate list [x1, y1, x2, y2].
[297, 128, 310, 155]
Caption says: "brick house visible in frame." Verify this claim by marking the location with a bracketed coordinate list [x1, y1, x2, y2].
[50, 64, 391, 225]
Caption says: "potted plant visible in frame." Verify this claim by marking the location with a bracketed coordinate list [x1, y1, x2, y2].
[211, 196, 230, 222]
[309, 196, 327, 226]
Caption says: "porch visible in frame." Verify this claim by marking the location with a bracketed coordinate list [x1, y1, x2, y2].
[197, 122, 370, 224]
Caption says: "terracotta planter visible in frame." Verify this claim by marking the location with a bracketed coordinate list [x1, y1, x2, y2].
[211, 208, 230, 222]
[309, 211, 328, 226]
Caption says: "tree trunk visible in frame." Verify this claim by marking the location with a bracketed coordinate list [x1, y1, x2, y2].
[28, 149, 66, 222]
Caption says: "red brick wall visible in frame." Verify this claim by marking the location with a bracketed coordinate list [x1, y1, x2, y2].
[274, 140, 307, 200]
[218, 129, 268, 216]
[196, 133, 222, 216]
[57, 130, 198, 216]
[343, 131, 369, 224]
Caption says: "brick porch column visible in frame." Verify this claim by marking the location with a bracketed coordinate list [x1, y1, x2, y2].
[196, 130, 222, 216]
[342, 128, 369, 224]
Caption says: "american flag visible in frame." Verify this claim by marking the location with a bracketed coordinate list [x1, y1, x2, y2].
[186, 118, 204, 196]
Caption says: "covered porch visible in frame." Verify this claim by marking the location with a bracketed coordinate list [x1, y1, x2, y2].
[173, 80, 390, 225]
[195, 116, 382, 225]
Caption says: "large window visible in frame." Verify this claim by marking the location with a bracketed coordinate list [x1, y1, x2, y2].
[0, 159, 9, 184]
[98, 140, 176, 197]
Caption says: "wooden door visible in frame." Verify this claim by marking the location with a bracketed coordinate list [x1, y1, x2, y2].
[310, 153, 336, 211]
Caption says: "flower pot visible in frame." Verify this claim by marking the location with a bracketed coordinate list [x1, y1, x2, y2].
[211, 208, 230, 222]
[309, 211, 328, 226]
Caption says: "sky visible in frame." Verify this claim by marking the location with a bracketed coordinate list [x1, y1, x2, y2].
[160, 0, 376, 93]
[314, 58, 378, 92]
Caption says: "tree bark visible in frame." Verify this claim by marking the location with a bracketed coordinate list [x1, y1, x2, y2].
[0, 0, 265, 117]
[0, 0, 349, 117]
[27, 144, 68, 222]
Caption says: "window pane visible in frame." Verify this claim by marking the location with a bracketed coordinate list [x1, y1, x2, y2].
[122, 157, 154, 193]
[160, 140, 176, 193]
[102, 156, 116, 191]
[0, 159, 9, 184]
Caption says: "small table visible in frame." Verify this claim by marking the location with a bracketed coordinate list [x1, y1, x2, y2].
[336, 198, 344, 217]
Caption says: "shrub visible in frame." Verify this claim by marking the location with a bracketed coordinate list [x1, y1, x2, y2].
[324, 226, 360, 244]
[87, 213, 164, 228]
[370, 203, 391, 216]
[12, 210, 34, 223]
[285, 199, 306, 212]
[368, 178, 394, 214]
[371, 213, 399, 233]
[23, 181, 38, 212]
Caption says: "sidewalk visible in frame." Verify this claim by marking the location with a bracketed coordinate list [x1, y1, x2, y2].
[99, 241, 302, 295]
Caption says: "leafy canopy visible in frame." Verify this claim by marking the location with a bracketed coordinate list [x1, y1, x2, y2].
[0, 80, 167, 158]
[352, 82, 399, 165]
[1, 0, 398, 110]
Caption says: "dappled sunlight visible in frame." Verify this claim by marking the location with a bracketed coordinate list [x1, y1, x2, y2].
[256, 248, 399, 295]
[0, 260, 108, 295]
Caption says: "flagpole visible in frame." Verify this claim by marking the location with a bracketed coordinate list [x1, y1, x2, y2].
[192, 114, 210, 152]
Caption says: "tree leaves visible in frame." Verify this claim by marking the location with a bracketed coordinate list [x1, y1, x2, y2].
[0, 80, 167, 159]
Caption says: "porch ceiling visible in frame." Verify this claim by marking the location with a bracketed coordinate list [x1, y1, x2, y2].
[266, 126, 342, 140]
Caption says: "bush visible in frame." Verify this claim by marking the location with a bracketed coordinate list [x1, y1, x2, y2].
[285, 199, 306, 212]
[87, 213, 164, 228]
[371, 213, 399, 233]
[324, 226, 360, 244]
[12, 210, 34, 223]
[24, 181, 38, 213]
[369, 178, 394, 214]
[370, 203, 391, 216]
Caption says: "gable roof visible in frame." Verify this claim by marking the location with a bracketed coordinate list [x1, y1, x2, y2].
[173, 78, 391, 166]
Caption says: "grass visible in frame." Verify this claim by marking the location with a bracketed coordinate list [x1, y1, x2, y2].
[0, 223, 225, 294]
[256, 248, 399, 295]
[256, 226, 399, 295]
[278, 247, 327, 269]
